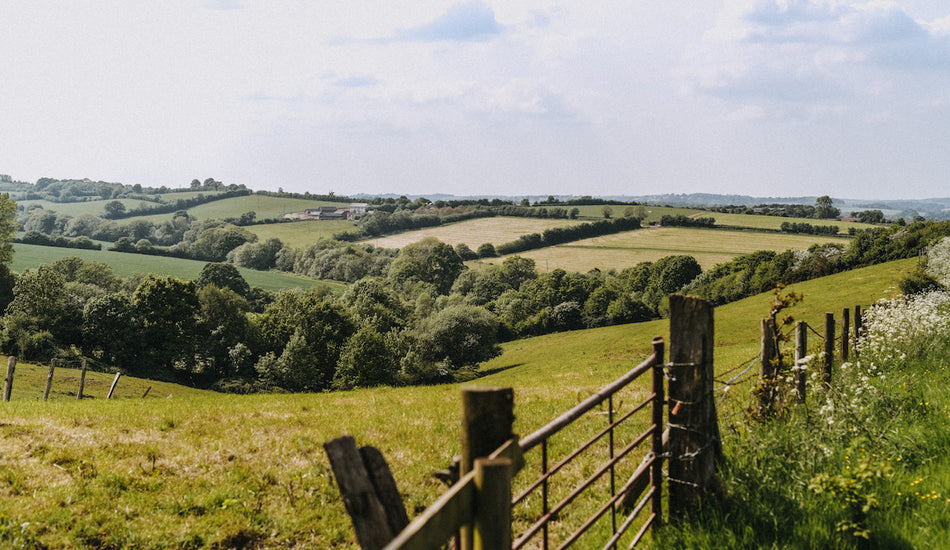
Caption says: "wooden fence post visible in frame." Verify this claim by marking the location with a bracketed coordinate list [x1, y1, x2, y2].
[77, 358, 87, 400]
[472, 457, 512, 550]
[854, 305, 862, 357]
[667, 295, 719, 517]
[44, 359, 56, 401]
[324, 436, 399, 550]
[107, 373, 121, 399]
[759, 318, 778, 413]
[460, 386, 514, 550]
[3, 356, 16, 402]
[795, 321, 807, 402]
[824, 313, 834, 384]
[841, 307, 850, 363]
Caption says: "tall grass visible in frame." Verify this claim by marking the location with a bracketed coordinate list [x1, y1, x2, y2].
[654, 284, 950, 548]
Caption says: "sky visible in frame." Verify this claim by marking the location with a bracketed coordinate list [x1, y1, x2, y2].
[3, 0, 950, 200]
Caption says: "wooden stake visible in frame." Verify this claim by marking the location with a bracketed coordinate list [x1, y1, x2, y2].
[854, 305, 863, 357]
[44, 359, 56, 401]
[759, 318, 778, 413]
[324, 436, 394, 550]
[824, 312, 835, 384]
[841, 307, 850, 363]
[107, 373, 121, 399]
[795, 321, 807, 402]
[3, 356, 16, 402]
[77, 358, 87, 400]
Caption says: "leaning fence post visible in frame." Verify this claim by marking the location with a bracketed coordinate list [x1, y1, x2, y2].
[667, 294, 719, 517]
[3, 356, 16, 402]
[44, 359, 56, 401]
[460, 386, 514, 550]
[651, 336, 665, 533]
[759, 318, 778, 413]
[473, 457, 512, 550]
[107, 373, 121, 399]
[795, 321, 807, 402]
[824, 312, 834, 384]
[77, 358, 87, 400]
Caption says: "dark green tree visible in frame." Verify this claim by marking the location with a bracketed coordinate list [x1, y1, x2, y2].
[196, 262, 250, 297]
[416, 305, 501, 369]
[389, 237, 464, 295]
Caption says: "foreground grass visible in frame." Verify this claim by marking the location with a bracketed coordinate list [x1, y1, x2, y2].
[484, 226, 849, 272]
[0, 259, 914, 548]
[10, 243, 343, 292]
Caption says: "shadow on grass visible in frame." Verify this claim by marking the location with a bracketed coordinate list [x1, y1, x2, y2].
[454, 364, 523, 383]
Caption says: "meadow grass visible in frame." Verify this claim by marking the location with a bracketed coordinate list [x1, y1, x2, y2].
[482, 226, 850, 272]
[709, 211, 876, 233]
[16, 199, 157, 217]
[10, 243, 343, 292]
[0, 258, 913, 548]
[365, 216, 589, 249]
[128, 196, 349, 223]
[244, 220, 359, 249]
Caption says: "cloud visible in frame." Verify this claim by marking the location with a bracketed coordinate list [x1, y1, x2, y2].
[334, 76, 379, 88]
[683, 1, 950, 110]
[342, 1, 504, 44]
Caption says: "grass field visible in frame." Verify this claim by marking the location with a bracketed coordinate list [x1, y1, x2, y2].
[364, 216, 589, 249]
[481, 226, 849, 272]
[130, 195, 350, 224]
[0, 258, 914, 548]
[245, 220, 359, 249]
[10, 243, 344, 292]
[559, 204, 696, 223]
[16, 198, 157, 217]
[708, 211, 876, 233]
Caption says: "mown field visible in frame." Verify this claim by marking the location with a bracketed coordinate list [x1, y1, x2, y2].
[364, 216, 589, 249]
[482, 226, 849, 272]
[17, 198, 159, 217]
[244, 220, 359, 249]
[0, 258, 914, 548]
[130, 195, 349, 223]
[10, 243, 343, 292]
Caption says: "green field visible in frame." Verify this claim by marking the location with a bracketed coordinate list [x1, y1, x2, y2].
[561, 204, 696, 223]
[0, 258, 913, 548]
[16, 198, 156, 217]
[365, 216, 589, 249]
[482, 226, 848, 272]
[130, 195, 350, 223]
[245, 220, 359, 249]
[10, 243, 344, 292]
[708, 211, 876, 233]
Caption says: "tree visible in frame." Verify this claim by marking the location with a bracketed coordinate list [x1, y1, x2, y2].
[133, 276, 200, 377]
[389, 237, 464, 295]
[814, 196, 840, 219]
[602, 205, 613, 219]
[104, 200, 126, 218]
[476, 243, 497, 258]
[0, 193, 15, 264]
[416, 305, 502, 369]
[195, 285, 251, 381]
[196, 262, 250, 297]
[333, 327, 397, 390]
[83, 293, 140, 367]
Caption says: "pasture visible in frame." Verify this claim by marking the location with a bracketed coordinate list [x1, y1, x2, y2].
[245, 220, 359, 249]
[363, 216, 589, 249]
[129, 195, 350, 223]
[0, 258, 914, 548]
[17, 198, 157, 217]
[10, 243, 342, 292]
[482, 226, 849, 272]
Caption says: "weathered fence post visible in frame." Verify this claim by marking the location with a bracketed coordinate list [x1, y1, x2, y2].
[795, 321, 807, 402]
[759, 318, 778, 413]
[142, 386, 152, 398]
[3, 356, 16, 402]
[324, 435, 404, 550]
[460, 386, 514, 550]
[44, 359, 56, 401]
[77, 358, 87, 400]
[651, 336, 665, 533]
[824, 312, 834, 384]
[473, 457, 512, 550]
[841, 307, 850, 363]
[667, 295, 719, 517]
[854, 305, 863, 357]
[107, 373, 121, 399]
